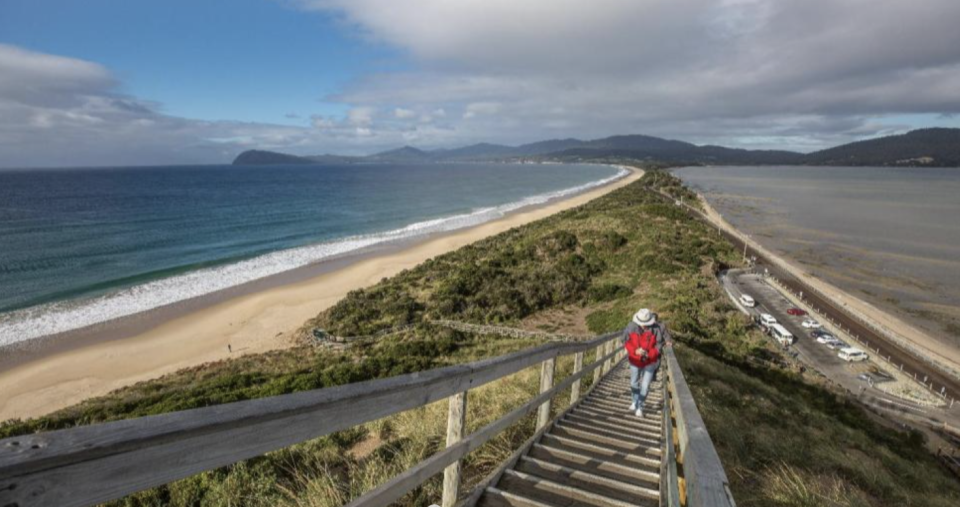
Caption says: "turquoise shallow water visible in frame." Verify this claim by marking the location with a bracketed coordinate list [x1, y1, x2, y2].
[676, 165, 960, 345]
[0, 162, 624, 344]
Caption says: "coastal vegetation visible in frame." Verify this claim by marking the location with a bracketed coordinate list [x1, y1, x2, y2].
[3, 171, 959, 506]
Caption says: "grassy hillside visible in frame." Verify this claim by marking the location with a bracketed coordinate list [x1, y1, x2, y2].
[3, 171, 958, 507]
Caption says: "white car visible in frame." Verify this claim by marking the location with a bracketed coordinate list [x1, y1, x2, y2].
[739, 294, 756, 308]
[839, 347, 869, 362]
[770, 324, 795, 346]
[801, 318, 821, 329]
[760, 313, 777, 328]
[815, 334, 837, 344]
[825, 340, 847, 350]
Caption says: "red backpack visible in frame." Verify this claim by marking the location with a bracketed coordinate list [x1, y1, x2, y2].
[626, 328, 659, 367]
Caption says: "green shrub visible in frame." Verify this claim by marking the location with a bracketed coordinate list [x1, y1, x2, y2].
[587, 282, 632, 302]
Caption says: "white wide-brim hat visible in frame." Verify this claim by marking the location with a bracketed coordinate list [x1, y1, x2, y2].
[633, 308, 656, 327]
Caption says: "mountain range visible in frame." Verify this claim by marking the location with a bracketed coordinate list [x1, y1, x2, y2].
[233, 128, 960, 167]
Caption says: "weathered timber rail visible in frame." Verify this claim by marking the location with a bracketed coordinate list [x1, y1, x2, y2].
[0, 332, 734, 507]
[662, 345, 736, 507]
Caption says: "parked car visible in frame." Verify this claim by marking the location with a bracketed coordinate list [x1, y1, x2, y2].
[810, 329, 829, 338]
[787, 308, 807, 316]
[857, 373, 871, 382]
[801, 318, 822, 329]
[739, 294, 756, 308]
[826, 340, 848, 350]
[760, 313, 778, 328]
[816, 334, 837, 344]
[839, 347, 869, 362]
[770, 324, 795, 346]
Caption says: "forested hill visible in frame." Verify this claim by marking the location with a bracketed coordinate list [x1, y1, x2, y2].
[232, 128, 960, 167]
[803, 128, 960, 167]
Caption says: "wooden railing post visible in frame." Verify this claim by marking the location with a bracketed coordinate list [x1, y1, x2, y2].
[593, 344, 604, 384]
[442, 391, 468, 507]
[603, 338, 615, 374]
[536, 358, 556, 430]
[570, 351, 584, 405]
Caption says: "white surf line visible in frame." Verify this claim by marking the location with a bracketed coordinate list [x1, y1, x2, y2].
[0, 166, 629, 346]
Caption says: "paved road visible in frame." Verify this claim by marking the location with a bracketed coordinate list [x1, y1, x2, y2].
[720, 270, 960, 428]
[724, 272, 905, 399]
[654, 189, 960, 402]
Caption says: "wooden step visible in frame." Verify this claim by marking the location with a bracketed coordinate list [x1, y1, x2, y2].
[529, 442, 660, 480]
[582, 394, 664, 409]
[595, 382, 663, 393]
[592, 390, 663, 403]
[522, 451, 659, 486]
[587, 388, 664, 402]
[563, 413, 662, 440]
[497, 469, 638, 507]
[546, 427, 662, 457]
[574, 401, 661, 419]
[479, 486, 558, 507]
[568, 406, 663, 432]
[591, 392, 664, 404]
[516, 456, 660, 504]
[591, 385, 661, 396]
[579, 399, 663, 417]
[555, 420, 662, 447]
[538, 433, 661, 466]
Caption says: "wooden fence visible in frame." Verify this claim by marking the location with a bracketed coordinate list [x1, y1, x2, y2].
[0, 333, 622, 507]
[662, 345, 737, 507]
[1, 332, 738, 507]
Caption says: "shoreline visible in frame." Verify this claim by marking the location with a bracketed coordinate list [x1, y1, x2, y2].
[693, 192, 960, 380]
[0, 166, 643, 422]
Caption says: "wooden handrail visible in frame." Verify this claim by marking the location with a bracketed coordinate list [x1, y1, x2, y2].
[0, 332, 620, 507]
[663, 345, 737, 507]
[345, 346, 622, 507]
[662, 370, 683, 507]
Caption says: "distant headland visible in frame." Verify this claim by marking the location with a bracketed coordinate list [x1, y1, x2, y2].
[234, 128, 960, 167]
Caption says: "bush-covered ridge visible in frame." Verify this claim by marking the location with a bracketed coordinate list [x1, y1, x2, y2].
[2, 171, 958, 507]
[313, 171, 731, 337]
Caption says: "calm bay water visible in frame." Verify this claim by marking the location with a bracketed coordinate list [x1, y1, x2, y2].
[676, 165, 960, 345]
[0, 162, 624, 345]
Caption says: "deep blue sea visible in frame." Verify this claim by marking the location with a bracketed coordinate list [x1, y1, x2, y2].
[0, 162, 625, 345]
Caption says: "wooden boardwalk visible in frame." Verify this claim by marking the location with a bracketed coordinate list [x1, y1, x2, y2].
[478, 362, 663, 507]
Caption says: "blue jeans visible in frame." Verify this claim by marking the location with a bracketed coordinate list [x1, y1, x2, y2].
[630, 363, 658, 408]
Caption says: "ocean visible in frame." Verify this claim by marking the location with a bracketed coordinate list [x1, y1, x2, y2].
[0, 162, 625, 346]
[676, 165, 960, 347]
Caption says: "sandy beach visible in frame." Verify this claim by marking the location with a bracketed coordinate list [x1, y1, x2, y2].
[696, 193, 960, 378]
[0, 167, 642, 422]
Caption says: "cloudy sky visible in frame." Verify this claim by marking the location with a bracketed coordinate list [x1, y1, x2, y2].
[2, 0, 959, 167]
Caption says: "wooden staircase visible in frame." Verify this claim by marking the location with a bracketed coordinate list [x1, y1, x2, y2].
[2, 333, 735, 507]
[479, 361, 663, 507]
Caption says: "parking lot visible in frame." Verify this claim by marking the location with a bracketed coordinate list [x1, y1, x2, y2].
[719, 269, 944, 411]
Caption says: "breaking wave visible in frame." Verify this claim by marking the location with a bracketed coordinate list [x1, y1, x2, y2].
[0, 166, 628, 346]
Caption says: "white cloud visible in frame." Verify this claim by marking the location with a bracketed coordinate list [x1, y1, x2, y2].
[463, 102, 501, 119]
[298, 0, 960, 149]
[5, 1, 960, 166]
[393, 107, 415, 119]
[310, 114, 334, 128]
[0, 46, 417, 166]
[346, 106, 376, 125]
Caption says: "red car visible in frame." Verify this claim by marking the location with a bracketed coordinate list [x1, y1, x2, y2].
[787, 308, 807, 316]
